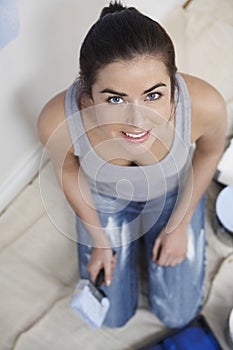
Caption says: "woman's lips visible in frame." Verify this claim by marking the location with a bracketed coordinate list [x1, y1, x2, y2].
[120, 130, 151, 143]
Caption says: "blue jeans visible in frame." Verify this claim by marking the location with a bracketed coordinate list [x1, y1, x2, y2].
[76, 189, 206, 328]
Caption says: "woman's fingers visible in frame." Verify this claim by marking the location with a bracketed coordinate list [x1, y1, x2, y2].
[87, 249, 117, 286]
[87, 262, 101, 284]
[104, 264, 112, 286]
[154, 244, 185, 266]
[156, 254, 184, 266]
[105, 251, 117, 286]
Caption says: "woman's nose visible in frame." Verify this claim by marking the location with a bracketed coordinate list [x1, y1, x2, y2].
[125, 103, 145, 128]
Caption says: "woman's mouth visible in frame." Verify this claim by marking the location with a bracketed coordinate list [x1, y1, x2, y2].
[120, 130, 151, 143]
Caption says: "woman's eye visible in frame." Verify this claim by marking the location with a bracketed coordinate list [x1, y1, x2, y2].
[107, 96, 123, 104]
[146, 92, 161, 101]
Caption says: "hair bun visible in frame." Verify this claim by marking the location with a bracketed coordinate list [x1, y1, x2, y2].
[99, 1, 127, 19]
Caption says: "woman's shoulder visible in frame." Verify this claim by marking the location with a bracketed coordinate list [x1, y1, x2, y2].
[37, 90, 74, 154]
[179, 73, 226, 142]
[37, 90, 67, 144]
[179, 73, 225, 110]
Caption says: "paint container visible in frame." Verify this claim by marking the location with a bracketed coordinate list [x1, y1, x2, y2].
[212, 185, 233, 247]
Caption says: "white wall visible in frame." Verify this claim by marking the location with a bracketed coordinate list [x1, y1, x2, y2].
[0, 0, 184, 212]
[0, 0, 107, 212]
[125, 0, 184, 21]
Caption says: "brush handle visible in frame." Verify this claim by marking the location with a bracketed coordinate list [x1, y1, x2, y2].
[95, 268, 105, 288]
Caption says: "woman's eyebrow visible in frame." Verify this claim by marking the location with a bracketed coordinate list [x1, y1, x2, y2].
[100, 88, 128, 96]
[143, 82, 167, 94]
[100, 82, 167, 96]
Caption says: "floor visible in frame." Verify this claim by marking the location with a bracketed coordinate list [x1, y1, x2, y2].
[0, 161, 233, 350]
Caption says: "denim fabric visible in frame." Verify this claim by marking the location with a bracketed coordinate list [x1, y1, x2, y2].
[76, 190, 206, 328]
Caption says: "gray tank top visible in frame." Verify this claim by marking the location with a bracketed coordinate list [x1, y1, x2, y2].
[65, 73, 192, 201]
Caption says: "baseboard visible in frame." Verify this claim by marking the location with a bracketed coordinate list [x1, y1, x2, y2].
[0, 143, 49, 214]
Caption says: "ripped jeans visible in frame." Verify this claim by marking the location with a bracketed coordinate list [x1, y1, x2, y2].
[76, 189, 206, 328]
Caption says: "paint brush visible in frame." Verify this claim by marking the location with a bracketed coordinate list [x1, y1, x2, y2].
[71, 268, 110, 329]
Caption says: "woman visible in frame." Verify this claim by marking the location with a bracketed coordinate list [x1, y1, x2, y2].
[38, 2, 226, 328]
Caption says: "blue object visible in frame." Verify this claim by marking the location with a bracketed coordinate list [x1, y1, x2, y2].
[140, 316, 222, 350]
[0, 0, 19, 48]
[145, 328, 220, 349]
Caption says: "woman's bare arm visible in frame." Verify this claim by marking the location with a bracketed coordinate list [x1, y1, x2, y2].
[37, 92, 115, 284]
[153, 76, 227, 266]
[168, 75, 227, 227]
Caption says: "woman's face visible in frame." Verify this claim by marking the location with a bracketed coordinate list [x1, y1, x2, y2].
[85, 55, 173, 154]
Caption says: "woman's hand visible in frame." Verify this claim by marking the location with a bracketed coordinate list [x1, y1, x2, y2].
[152, 223, 188, 266]
[87, 247, 117, 286]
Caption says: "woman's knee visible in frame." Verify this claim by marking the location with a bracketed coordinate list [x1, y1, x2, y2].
[103, 307, 137, 328]
[102, 281, 138, 328]
[149, 296, 203, 328]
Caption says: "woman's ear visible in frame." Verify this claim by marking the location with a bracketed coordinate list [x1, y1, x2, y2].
[79, 92, 93, 110]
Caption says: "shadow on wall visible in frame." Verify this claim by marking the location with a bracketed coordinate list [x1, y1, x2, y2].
[14, 0, 106, 136]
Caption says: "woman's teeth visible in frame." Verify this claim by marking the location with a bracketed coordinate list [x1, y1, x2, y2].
[124, 131, 147, 138]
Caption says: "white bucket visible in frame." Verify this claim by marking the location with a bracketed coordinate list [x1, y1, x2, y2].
[226, 308, 233, 348]
[213, 185, 233, 247]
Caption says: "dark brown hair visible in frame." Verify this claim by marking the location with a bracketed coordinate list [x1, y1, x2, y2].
[79, 1, 177, 100]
